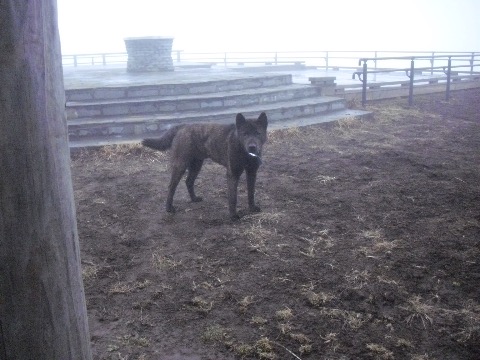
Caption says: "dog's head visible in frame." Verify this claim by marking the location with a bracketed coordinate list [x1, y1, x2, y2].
[235, 112, 268, 158]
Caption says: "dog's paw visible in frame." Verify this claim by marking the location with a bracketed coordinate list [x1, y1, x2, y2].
[166, 205, 176, 213]
[191, 196, 203, 203]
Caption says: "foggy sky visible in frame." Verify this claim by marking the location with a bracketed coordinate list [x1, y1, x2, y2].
[57, 0, 480, 54]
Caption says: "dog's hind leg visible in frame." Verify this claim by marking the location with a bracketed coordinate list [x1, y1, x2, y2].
[185, 158, 204, 202]
[166, 163, 188, 213]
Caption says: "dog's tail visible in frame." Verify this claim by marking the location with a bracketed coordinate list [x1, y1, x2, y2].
[142, 125, 183, 151]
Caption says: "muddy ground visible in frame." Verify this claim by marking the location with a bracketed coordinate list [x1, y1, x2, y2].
[72, 89, 480, 360]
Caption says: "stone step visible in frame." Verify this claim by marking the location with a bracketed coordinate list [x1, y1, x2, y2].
[68, 96, 347, 141]
[67, 84, 321, 119]
[69, 108, 371, 149]
[65, 74, 293, 102]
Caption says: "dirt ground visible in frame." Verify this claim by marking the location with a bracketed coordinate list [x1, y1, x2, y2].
[71, 89, 480, 360]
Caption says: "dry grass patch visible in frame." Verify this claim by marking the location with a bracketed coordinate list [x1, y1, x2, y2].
[401, 295, 435, 328]
[368, 102, 430, 123]
[304, 290, 335, 307]
[358, 229, 401, 257]
[315, 174, 337, 184]
[366, 343, 394, 360]
[319, 307, 372, 330]
[81, 262, 99, 281]
[242, 211, 283, 225]
[108, 280, 151, 295]
[275, 307, 294, 321]
[277, 322, 293, 335]
[344, 269, 371, 290]
[251, 316, 268, 326]
[119, 334, 151, 348]
[333, 117, 365, 136]
[201, 324, 230, 343]
[99, 143, 168, 161]
[320, 332, 339, 351]
[254, 337, 276, 359]
[230, 343, 255, 358]
[188, 296, 214, 314]
[235, 222, 278, 255]
[152, 251, 182, 270]
[297, 229, 334, 257]
[268, 127, 303, 144]
[454, 299, 480, 343]
[238, 295, 255, 313]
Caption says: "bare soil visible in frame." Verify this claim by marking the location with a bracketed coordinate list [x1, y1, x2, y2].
[72, 89, 480, 360]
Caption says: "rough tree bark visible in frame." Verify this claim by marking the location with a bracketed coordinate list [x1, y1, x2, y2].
[0, 1, 92, 359]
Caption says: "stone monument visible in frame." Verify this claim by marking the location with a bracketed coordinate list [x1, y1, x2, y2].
[124, 36, 174, 72]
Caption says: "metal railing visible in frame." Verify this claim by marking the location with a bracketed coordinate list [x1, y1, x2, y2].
[62, 50, 480, 69]
[353, 54, 480, 106]
[61, 50, 480, 105]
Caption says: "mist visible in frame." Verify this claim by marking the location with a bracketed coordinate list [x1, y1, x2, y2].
[58, 0, 480, 55]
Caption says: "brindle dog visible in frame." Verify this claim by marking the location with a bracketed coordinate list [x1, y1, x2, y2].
[142, 112, 268, 220]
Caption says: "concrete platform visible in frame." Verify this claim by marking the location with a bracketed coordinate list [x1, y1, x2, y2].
[63, 64, 374, 148]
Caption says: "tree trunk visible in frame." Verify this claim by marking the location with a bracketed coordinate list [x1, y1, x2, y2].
[0, 1, 92, 359]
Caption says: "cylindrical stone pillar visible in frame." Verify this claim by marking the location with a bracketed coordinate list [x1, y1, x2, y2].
[124, 36, 174, 72]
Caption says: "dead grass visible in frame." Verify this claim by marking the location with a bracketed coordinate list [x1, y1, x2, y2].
[366, 343, 394, 360]
[81, 262, 98, 281]
[454, 299, 480, 343]
[319, 307, 372, 330]
[304, 290, 335, 307]
[238, 295, 255, 313]
[108, 280, 151, 295]
[251, 316, 268, 326]
[201, 324, 230, 343]
[188, 296, 214, 314]
[333, 117, 365, 136]
[151, 251, 182, 270]
[275, 307, 294, 321]
[344, 269, 371, 290]
[402, 296, 435, 328]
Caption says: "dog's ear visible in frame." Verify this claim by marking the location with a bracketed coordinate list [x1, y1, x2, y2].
[257, 112, 268, 129]
[236, 113, 246, 129]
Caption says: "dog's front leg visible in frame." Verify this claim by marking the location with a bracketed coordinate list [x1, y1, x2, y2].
[227, 173, 240, 220]
[246, 168, 261, 213]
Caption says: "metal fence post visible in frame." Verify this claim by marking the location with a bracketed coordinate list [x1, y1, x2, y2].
[430, 52, 434, 75]
[446, 57, 452, 101]
[362, 60, 367, 107]
[325, 51, 329, 70]
[470, 52, 474, 75]
[408, 59, 415, 106]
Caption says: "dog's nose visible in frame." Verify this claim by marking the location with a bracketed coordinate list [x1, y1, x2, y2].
[248, 145, 258, 154]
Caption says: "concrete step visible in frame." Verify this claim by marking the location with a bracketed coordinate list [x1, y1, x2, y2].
[65, 73, 293, 102]
[67, 84, 321, 119]
[69, 108, 372, 149]
[68, 96, 347, 141]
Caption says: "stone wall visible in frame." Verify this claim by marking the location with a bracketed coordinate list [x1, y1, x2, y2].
[124, 37, 174, 72]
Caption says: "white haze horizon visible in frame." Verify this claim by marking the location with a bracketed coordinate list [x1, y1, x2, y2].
[58, 0, 480, 55]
